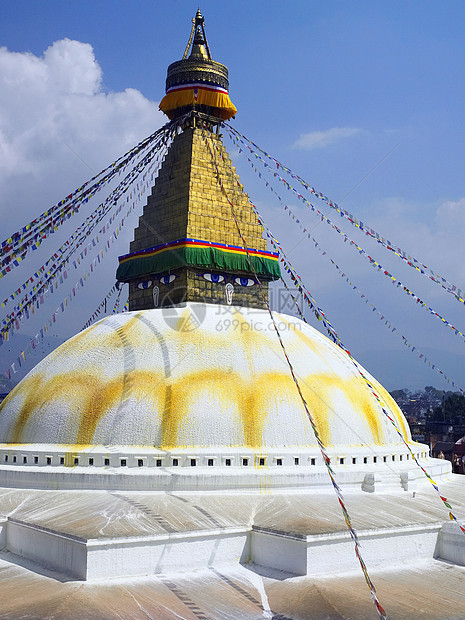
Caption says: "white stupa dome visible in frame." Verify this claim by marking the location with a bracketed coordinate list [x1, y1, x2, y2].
[1, 303, 408, 446]
[0, 303, 441, 491]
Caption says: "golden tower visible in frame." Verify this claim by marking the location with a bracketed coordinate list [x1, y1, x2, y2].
[116, 10, 280, 310]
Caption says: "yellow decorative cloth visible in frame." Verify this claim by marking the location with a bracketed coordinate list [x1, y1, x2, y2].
[160, 84, 237, 120]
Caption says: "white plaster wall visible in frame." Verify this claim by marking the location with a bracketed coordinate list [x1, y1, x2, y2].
[7, 520, 87, 580]
[434, 522, 465, 566]
[250, 525, 442, 576]
[250, 530, 307, 575]
[87, 531, 249, 579]
[305, 526, 441, 574]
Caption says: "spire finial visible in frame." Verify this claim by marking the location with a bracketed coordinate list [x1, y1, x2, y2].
[182, 9, 212, 60]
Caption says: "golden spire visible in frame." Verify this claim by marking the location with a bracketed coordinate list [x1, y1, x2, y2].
[117, 11, 280, 311]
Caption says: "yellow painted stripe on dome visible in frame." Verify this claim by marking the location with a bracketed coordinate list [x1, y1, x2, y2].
[354, 377, 384, 445]
[287, 317, 385, 444]
[9, 374, 45, 443]
[299, 376, 332, 446]
[372, 380, 410, 441]
[5, 368, 390, 448]
[77, 369, 166, 444]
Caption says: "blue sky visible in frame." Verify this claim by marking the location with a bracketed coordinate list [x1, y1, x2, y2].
[1, 0, 465, 391]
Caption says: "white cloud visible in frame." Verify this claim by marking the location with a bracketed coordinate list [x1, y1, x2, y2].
[292, 127, 361, 150]
[0, 39, 165, 234]
[436, 197, 465, 231]
[42, 38, 102, 95]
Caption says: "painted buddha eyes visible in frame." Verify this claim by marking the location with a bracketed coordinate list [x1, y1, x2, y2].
[235, 277, 256, 287]
[201, 273, 256, 286]
[202, 273, 224, 283]
[139, 274, 255, 288]
[138, 275, 177, 288]
[137, 280, 153, 290]
[159, 274, 177, 285]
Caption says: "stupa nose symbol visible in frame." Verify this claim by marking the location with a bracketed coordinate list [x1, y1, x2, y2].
[225, 282, 234, 305]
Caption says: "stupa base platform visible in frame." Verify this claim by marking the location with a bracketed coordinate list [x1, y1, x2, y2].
[1, 477, 465, 618]
[4, 515, 456, 583]
[2, 552, 464, 620]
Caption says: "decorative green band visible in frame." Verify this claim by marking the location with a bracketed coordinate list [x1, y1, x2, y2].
[117, 241, 281, 282]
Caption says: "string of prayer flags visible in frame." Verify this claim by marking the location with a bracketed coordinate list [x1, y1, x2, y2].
[0, 158, 160, 344]
[0, 113, 186, 281]
[0, 142, 169, 343]
[274, 201, 465, 542]
[364, 377, 465, 535]
[2, 241, 114, 377]
[81, 285, 118, 330]
[232, 132, 465, 348]
[225, 123, 465, 309]
[283, 201, 465, 393]
[3, 267, 91, 379]
[1, 130, 170, 306]
[112, 287, 124, 313]
[0, 159, 161, 363]
[0, 126, 168, 275]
